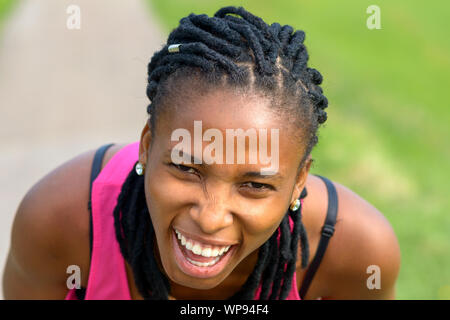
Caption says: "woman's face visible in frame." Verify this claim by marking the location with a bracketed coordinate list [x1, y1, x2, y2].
[138, 88, 310, 290]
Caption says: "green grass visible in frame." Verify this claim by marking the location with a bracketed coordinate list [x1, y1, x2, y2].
[147, 0, 450, 299]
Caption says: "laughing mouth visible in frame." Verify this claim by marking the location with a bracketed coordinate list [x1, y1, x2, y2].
[174, 228, 233, 267]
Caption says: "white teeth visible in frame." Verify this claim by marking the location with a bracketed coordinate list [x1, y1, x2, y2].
[174, 229, 232, 259]
[211, 248, 220, 257]
[192, 244, 202, 255]
[201, 248, 212, 257]
[186, 256, 220, 267]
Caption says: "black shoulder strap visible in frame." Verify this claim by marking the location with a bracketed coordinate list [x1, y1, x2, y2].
[87, 143, 115, 259]
[300, 186, 308, 199]
[299, 174, 338, 299]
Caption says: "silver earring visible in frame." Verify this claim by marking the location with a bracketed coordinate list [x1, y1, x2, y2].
[135, 162, 145, 176]
[290, 199, 301, 211]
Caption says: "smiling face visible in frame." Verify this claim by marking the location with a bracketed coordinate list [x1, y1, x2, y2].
[138, 86, 311, 291]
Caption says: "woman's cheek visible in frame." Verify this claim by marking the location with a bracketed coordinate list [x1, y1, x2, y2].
[234, 207, 285, 258]
[239, 200, 287, 237]
[145, 167, 199, 221]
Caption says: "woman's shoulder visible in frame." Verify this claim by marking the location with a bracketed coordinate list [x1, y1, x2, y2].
[35, 142, 130, 258]
[4, 142, 129, 297]
[18, 142, 129, 237]
[297, 174, 401, 299]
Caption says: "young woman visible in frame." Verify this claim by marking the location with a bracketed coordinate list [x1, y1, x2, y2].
[2, 6, 400, 300]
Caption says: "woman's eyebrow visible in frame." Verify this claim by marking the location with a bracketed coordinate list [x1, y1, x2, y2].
[165, 148, 283, 180]
[165, 148, 203, 164]
[241, 171, 284, 181]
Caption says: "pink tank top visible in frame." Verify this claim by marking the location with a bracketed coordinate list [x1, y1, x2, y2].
[65, 141, 301, 300]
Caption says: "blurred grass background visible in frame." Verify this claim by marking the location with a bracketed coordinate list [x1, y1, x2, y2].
[0, 0, 14, 33]
[145, 0, 450, 300]
[0, 0, 448, 299]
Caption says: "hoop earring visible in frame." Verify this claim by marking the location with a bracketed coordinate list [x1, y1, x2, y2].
[135, 162, 145, 176]
[289, 199, 301, 211]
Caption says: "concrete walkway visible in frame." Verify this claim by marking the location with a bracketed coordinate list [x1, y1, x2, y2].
[0, 0, 166, 298]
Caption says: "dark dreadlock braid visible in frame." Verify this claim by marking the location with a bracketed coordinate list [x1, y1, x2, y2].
[113, 164, 170, 299]
[113, 6, 328, 300]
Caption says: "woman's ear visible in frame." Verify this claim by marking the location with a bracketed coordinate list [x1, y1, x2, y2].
[138, 118, 152, 165]
[290, 155, 312, 203]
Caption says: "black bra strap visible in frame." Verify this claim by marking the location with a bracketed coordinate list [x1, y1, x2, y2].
[87, 143, 115, 259]
[299, 174, 338, 299]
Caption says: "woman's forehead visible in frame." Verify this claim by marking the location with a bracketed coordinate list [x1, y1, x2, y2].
[153, 89, 306, 171]
[158, 89, 289, 135]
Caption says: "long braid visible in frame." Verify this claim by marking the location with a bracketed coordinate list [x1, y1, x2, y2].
[113, 164, 170, 299]
[269, 215, 291, 299]
[280, 199, 308, 299]
[259, 231, 281, 300]
[228, 240, 271, 300]
[113, 6, 328, 300]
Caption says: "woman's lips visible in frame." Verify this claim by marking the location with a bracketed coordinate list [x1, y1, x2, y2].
[171, 228, 237, 279]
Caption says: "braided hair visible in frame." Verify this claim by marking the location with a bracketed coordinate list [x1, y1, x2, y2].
[113, 6, 328, 300]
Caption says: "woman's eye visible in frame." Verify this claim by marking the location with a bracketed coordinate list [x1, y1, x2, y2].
[171, 163, 197, 175]
[241, 182, 272, 191]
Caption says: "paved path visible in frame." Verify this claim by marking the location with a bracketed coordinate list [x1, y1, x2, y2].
[0, 0, 166, 298]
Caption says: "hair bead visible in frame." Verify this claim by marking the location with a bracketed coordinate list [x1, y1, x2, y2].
[168, 44, 181, 53]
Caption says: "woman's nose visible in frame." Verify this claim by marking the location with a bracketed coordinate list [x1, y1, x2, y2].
[189, 191, 234, 234]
